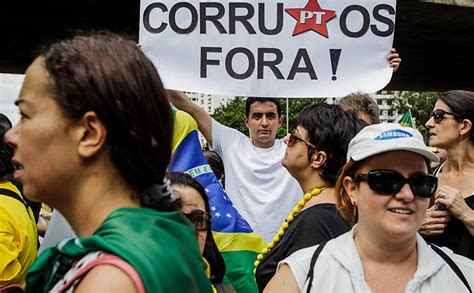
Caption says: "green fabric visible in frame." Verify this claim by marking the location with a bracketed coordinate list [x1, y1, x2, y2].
[26, 208, 212, 292]
[221, 250, 259, 293]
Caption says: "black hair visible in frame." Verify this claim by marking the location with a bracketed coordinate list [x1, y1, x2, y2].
[437, 90, 474, 143]
[0, 113, 14, 177]
[245, 97, 282, 117]
[40, 31, 178, 211]
[203, 150, 225, 188]
[166, 172, 226, 284]
[297, 103, 365, 186]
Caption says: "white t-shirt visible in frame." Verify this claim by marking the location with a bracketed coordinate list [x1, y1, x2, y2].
[281, 226, 474, 292]
[212, 120, 302, 242]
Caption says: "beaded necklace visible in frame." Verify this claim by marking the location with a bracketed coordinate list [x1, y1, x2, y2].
[253, 187, 327, 271]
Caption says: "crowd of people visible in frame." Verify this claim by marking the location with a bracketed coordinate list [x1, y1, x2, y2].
[0, 31, 473, 293]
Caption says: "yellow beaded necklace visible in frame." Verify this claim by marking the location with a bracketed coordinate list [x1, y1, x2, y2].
[253, 187, 327, 272]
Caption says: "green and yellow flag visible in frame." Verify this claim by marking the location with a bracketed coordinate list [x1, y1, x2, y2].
[398, 109, 415, 128]
[170, 110, 266, 292]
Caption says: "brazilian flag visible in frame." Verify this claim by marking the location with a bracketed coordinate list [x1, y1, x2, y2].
[169, 109, 266, 292]
[398, 109, 415, 128]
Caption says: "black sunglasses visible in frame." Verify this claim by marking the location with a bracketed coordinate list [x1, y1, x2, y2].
[184, 210, 211, 231]
[430, 109, 463, 123]
[287, 129, 316, 149]
[355, 169, 438, 198]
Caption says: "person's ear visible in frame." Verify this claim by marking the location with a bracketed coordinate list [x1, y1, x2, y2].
[343, 176, 358, 204]
[76, 111, 107, 159]
[459, 119, 472, 139]
[278, 114, 283, 128]
[310, 150, 327, 169]
[243, 116, 249, 128]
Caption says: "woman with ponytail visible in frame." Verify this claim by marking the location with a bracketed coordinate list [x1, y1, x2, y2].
[5, 31, 211, 292]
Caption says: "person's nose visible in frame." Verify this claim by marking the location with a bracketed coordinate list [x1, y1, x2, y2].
[425, 115, 435, 129]
[261, 115, 269, 127]
[5, 125, 18, 150]
[394, 183, 415, 202]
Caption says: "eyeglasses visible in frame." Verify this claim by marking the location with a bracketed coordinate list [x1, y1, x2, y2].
[430, 109, 463, 123]
[183, 210, 211, 231]
[286, 129, 316, 149]
[355, 169, 438, 198]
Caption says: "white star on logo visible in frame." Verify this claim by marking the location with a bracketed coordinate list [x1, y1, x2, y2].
[205, 188, 210, 193]
[226, 213, 232, 218]
[211, 206, 216, 211]
[215, 212, 221, 218]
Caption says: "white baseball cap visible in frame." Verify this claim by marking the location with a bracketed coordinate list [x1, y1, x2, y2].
[347, 123, 439, 163]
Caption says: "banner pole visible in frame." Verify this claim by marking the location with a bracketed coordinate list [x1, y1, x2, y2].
[286, 97, 289, 133]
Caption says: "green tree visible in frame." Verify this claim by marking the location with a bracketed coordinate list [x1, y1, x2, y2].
[392, 91, 438, 141]
[278, 98, 325, 138]
[211, 97, 324, 139]
[211, 96, 248, 135]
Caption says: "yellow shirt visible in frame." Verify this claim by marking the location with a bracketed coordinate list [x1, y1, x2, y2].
[0, 181, 38, 287]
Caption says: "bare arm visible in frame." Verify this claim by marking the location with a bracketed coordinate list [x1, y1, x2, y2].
[75, 264, 138, 293]
[460, 211, 474, 236]
[436, 186, 474, 236]
[166, 90, 213, 145]
[264, 263, 300, 293]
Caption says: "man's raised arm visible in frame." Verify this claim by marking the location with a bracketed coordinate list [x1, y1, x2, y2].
[166, 90, 213, 145]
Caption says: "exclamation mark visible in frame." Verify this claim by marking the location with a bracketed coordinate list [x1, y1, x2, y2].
[330, 49, 341, 81]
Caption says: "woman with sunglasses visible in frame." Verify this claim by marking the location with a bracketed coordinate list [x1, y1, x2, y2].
[166, 172, 233, 292]
[5, 32, 211, 292]
[266, 123, 474, 292]
[255, 103, 364, 291]
[421, 90, 474, 260]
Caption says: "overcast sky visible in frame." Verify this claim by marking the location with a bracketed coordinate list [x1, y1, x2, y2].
[0, 73, 23, 125]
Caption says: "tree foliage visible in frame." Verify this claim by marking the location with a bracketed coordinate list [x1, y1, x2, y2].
[278, 98, 325, 137]
[211, 96, 248, 135]
[392, 91, 438, 141]
[211, 97, 324, 139]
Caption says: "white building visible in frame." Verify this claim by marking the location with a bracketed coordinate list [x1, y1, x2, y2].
[374, 91, 400, 123]
[328, 91, 401, 123]
[186, 92, 235, 115]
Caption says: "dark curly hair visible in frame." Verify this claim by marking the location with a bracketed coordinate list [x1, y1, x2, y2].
[297, 103, 365, 186]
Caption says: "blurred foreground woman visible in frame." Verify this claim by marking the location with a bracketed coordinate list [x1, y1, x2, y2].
[5, 32, 211, 292]
[266, 123, 474, 292]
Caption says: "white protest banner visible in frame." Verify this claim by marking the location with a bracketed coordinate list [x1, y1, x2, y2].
[139, 0, 396, 97]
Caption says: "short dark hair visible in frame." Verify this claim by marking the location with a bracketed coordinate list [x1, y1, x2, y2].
[339, 92, 380, 124]
[204, 150, 225, 188]
[166, 172, 226, 284]
[297, 103, 365, 186]
[437, 90, 474, 143]
[0, 113, 14, 177]
[40, 31, 175, 211]
[245, 97, 282, 117]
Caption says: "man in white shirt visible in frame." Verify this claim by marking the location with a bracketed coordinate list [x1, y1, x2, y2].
[168, 91, 302, 242]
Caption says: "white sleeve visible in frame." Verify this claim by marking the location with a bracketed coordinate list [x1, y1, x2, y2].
[277, 245, 318, 291]
[211, 119, 246, 157]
